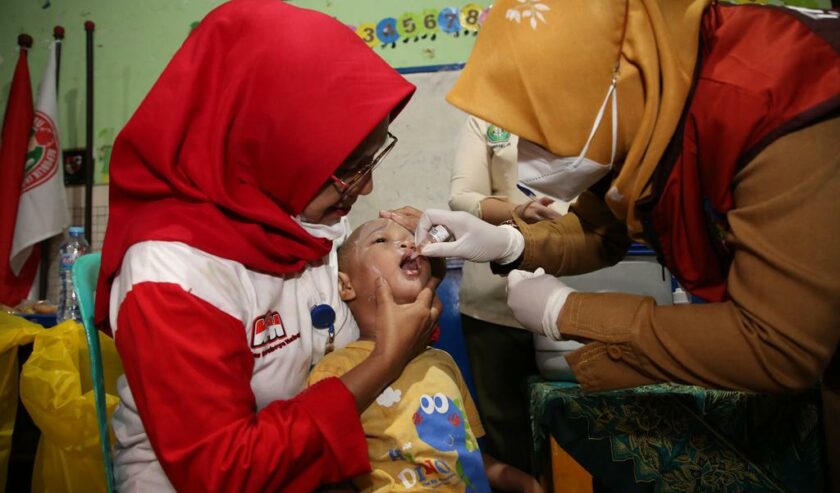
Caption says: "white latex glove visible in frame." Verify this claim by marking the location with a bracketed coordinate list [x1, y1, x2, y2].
[416, 209, 524, 264]
[507, 268, 576, 340]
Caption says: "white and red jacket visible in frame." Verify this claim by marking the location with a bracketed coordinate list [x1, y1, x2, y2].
[109, 241, 368, 492]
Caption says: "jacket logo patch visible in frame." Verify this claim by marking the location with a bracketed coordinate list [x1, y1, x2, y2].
[251, 311, 287, 348]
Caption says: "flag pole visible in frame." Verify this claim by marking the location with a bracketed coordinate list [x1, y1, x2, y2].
[37, 26, 65, 300]
[53, 26, 63, 90]
[17, 34, 32, 50]
[84, 21, 94, 246]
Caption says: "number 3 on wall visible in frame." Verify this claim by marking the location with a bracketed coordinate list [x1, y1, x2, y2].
[356, 22, 378, 47]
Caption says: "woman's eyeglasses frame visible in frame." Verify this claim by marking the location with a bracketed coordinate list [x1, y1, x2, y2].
[329, 132, 398, 200]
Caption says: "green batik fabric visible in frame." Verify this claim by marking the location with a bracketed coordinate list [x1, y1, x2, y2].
[530, 380, 824, 493]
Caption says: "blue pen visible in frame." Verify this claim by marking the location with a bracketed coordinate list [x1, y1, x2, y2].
[517, 183, 538, 200]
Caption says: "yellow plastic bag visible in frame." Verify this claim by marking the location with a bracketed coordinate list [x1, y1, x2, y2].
[0, 312, 44, 493]
[19, 320, 122, 493]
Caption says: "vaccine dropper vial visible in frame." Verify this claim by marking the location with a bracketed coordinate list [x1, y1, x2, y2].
[427, 224, 452, 243]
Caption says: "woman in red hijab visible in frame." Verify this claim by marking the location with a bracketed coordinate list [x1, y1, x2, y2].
[94, 1, 437, 491]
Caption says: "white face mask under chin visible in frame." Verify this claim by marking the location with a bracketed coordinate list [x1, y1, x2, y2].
[293, 215, 350, 242]
[517, 76, 618, 202]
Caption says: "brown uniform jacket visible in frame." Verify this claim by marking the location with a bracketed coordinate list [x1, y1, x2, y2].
[514, 116, 840, 394]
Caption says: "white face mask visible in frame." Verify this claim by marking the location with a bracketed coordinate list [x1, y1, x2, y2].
[517, 75, 618, 202]
[293, 215, 350, 242]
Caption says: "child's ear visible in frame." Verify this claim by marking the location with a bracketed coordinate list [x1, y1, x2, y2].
[337, 272, 357, 302]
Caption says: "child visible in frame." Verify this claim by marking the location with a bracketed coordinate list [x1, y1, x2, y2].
[309, 218, 543, 493]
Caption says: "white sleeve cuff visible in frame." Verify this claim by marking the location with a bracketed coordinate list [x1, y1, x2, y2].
[498, 225, 525, 265]
[542, 286, 574, 340]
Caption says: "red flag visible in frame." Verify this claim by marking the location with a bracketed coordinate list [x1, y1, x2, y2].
[0, 40, 37, 306]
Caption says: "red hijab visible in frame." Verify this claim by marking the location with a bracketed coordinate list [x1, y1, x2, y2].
[95, 0, 415, 331]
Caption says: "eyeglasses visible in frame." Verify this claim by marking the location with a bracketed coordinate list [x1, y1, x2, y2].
[330, 132, 398, 199]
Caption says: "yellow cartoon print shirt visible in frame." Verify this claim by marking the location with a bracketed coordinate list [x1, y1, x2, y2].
[308, 340, 490, 492]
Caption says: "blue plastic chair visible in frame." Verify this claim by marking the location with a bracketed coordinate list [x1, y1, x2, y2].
[72, 252, 116, 493]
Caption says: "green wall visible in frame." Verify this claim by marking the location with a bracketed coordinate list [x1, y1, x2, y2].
[0, 0, 830, 183]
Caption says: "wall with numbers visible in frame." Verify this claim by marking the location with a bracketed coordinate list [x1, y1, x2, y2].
[289, 0, 491, 70]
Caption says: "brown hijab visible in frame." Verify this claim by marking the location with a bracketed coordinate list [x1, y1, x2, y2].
[448, 0, 711, 236]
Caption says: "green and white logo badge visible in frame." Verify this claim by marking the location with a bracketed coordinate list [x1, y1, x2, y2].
[486, 125, 510, 144]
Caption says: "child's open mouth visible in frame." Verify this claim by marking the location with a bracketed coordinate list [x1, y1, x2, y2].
[400, 251, 422, 276]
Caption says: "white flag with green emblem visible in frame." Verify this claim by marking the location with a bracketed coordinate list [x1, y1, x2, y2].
[10, 40, 69, 274]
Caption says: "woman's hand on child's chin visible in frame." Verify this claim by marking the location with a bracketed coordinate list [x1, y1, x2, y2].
[371, 276, 440, 378]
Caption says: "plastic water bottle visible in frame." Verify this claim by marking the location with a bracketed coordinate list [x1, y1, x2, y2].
[57, 226, 89, 323]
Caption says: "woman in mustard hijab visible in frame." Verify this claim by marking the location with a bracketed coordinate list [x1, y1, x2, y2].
[414, 0, 840, 414]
